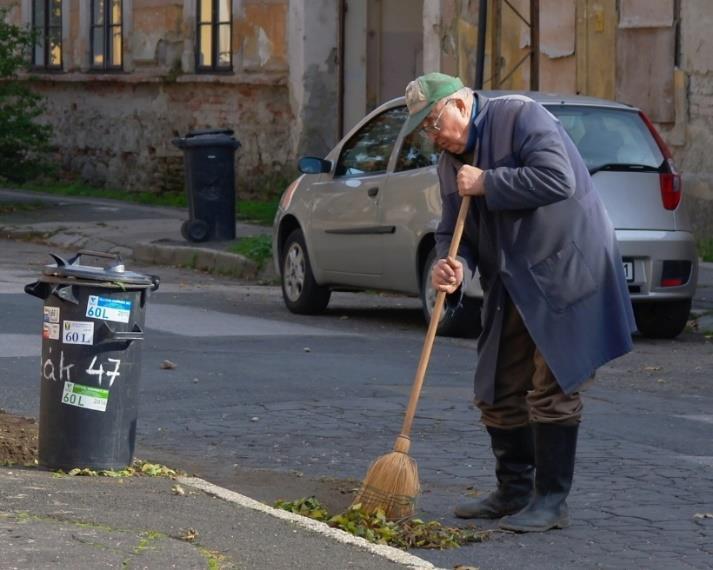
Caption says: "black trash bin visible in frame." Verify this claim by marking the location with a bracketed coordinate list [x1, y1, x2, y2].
[173, 128, 241, 242]
[25, 250, 159, 471]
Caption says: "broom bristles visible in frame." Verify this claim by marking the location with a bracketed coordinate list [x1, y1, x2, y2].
[352, 450, 420, 520]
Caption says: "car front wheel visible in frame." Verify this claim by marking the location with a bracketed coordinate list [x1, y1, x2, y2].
[421, 248, 482, 338]
[281, 229, 331, 314]
[633, 299, 692, 339]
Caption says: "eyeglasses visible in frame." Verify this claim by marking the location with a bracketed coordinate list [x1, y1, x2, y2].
[423, 99, 455, 135]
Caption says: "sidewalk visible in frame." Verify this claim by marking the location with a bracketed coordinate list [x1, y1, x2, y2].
[0, 467, 433, 569]
[0, 188, 273, 281]
[0, 188, 444, 569]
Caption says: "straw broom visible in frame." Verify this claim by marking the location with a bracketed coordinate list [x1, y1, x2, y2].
[353, 195, 472, 519]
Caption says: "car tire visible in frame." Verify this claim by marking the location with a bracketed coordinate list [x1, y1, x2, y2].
[633, 299, 692, 339]
[421, 248, 482, 338]
[281, 228, 331, 314]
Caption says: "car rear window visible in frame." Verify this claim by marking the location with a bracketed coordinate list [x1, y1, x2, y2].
[546, 106, 664, 173]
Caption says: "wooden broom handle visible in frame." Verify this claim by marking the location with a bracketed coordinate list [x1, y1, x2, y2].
[394, 195, 472, 453]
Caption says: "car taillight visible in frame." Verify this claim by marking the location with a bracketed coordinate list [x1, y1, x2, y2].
[639, 111, 683, 211]
[660, 167, 682, 210]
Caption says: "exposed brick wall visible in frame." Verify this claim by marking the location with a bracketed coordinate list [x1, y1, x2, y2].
[30, 77, 293, 196]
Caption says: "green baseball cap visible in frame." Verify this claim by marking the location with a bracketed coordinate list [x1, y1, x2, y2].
[403, 72, 465, 135]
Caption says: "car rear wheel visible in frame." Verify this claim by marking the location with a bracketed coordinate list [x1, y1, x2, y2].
[281, 229, 331, 314]
[633, 299, 692, 339]
[421, 248, 482, 338]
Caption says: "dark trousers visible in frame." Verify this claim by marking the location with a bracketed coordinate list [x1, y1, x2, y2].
[476, 298, 584, 428]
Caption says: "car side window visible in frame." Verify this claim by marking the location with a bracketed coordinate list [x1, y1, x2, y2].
[395, 127, 440, 172]
[335, 107, 407, 177]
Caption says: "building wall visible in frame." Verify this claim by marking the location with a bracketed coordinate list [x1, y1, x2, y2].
[2, 0, 292, 195]
[437, 0, 712, 239]
[287, 0, 339, 158]
[674, 0, 713, 239]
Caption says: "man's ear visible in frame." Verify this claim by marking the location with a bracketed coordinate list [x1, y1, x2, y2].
[454, 97, 468, 116]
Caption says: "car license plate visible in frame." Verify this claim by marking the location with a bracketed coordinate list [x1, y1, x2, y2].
[622, 260, 634, 282]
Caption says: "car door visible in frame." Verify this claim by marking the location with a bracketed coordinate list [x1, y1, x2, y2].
[379, 123, 442, 294]
[308, 106, 406, 284]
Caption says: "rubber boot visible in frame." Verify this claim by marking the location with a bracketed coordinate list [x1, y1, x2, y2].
[499, 422, 578, 532]
[454, 425, 534, 519]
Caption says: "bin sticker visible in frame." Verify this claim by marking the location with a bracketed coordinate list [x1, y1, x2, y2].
[62, 321, 94, 345]
[43, 323, 60, 340]
[43, 306, 60, 323]
[61, 381, 109, 412]
[86, 295, 132, 323]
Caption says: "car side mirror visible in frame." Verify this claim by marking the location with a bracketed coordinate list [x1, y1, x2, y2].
[298, 156, 332, 174]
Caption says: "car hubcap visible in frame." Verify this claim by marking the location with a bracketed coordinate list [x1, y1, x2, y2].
[284, 243, 306, 302]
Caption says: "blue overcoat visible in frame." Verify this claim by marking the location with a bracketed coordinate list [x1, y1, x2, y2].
[436, 93, 637, 404]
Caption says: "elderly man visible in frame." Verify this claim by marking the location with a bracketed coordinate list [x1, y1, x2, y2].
[403, 72, 636, 532]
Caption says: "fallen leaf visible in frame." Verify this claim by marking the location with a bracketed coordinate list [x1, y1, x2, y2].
[160, 360, 177, 370]
[179, 528, 199, 542]
[172, 484, 186, 496]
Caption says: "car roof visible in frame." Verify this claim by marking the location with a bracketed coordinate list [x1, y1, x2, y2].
[377, 90, 638, 115]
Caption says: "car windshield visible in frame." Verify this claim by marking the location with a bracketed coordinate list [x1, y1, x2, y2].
[546, 106, 665, 174]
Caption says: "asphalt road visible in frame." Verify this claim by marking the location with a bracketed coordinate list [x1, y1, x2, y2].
[1, 239, 712, 569]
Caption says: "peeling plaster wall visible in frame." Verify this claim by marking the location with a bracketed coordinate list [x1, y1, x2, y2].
[675, 0, 713, 239]
[288, 0, 339, 158]
[1, 0, 292, 194]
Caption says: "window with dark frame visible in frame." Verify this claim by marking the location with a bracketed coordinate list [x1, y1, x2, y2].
[91, 0, 122, 70]
[196, 0, 232, 72]
[32, 0, 62, 70]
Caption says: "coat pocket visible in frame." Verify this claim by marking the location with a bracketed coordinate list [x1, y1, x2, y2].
[529, 242, 597, 313]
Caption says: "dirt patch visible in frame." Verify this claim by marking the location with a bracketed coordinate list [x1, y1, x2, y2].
[138, 448, 357, 515]
[0, 410, 39, 466]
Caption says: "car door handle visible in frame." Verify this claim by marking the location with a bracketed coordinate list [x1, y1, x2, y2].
[367, 187, 379, 198]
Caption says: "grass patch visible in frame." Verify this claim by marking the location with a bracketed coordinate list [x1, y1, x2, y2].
[228, 235, 272, 267]
[698, 238, 713, 263]
[274, 497, 490, 550]
[19, 179, 188, 208]
[237, 199, 279, 226]
[17, 179, 279, 226]
[0, 201, 46, 215]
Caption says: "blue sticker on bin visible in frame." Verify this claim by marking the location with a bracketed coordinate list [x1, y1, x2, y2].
[86, 295, 132, 323]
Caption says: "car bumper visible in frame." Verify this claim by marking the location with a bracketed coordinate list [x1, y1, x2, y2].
[616, 229, 698, 301]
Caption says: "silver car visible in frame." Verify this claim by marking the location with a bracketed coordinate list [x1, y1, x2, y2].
[273, 92, 698, 338]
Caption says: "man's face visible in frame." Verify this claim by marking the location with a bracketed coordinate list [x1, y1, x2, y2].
[422, 97, 470, 154]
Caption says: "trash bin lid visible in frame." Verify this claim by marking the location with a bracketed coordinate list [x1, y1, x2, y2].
[172, 129, 241, 150]
[186, 128, 234, 138]
[41, 251, 156, 287]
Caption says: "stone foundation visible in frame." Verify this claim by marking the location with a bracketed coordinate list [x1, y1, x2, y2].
[29, 75, 293, 196]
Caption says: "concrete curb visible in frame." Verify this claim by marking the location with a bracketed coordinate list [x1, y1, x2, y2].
[0, 224, 276, 282]
[132, 241, 260, 278]
[178, 476, 442, 570]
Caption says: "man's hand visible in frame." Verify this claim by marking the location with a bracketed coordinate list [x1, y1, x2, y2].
[432, 256, 464, 294]
[457, 165, 486, 197]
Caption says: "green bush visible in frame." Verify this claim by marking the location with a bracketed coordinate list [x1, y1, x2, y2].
[0, 9, 52, 182]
